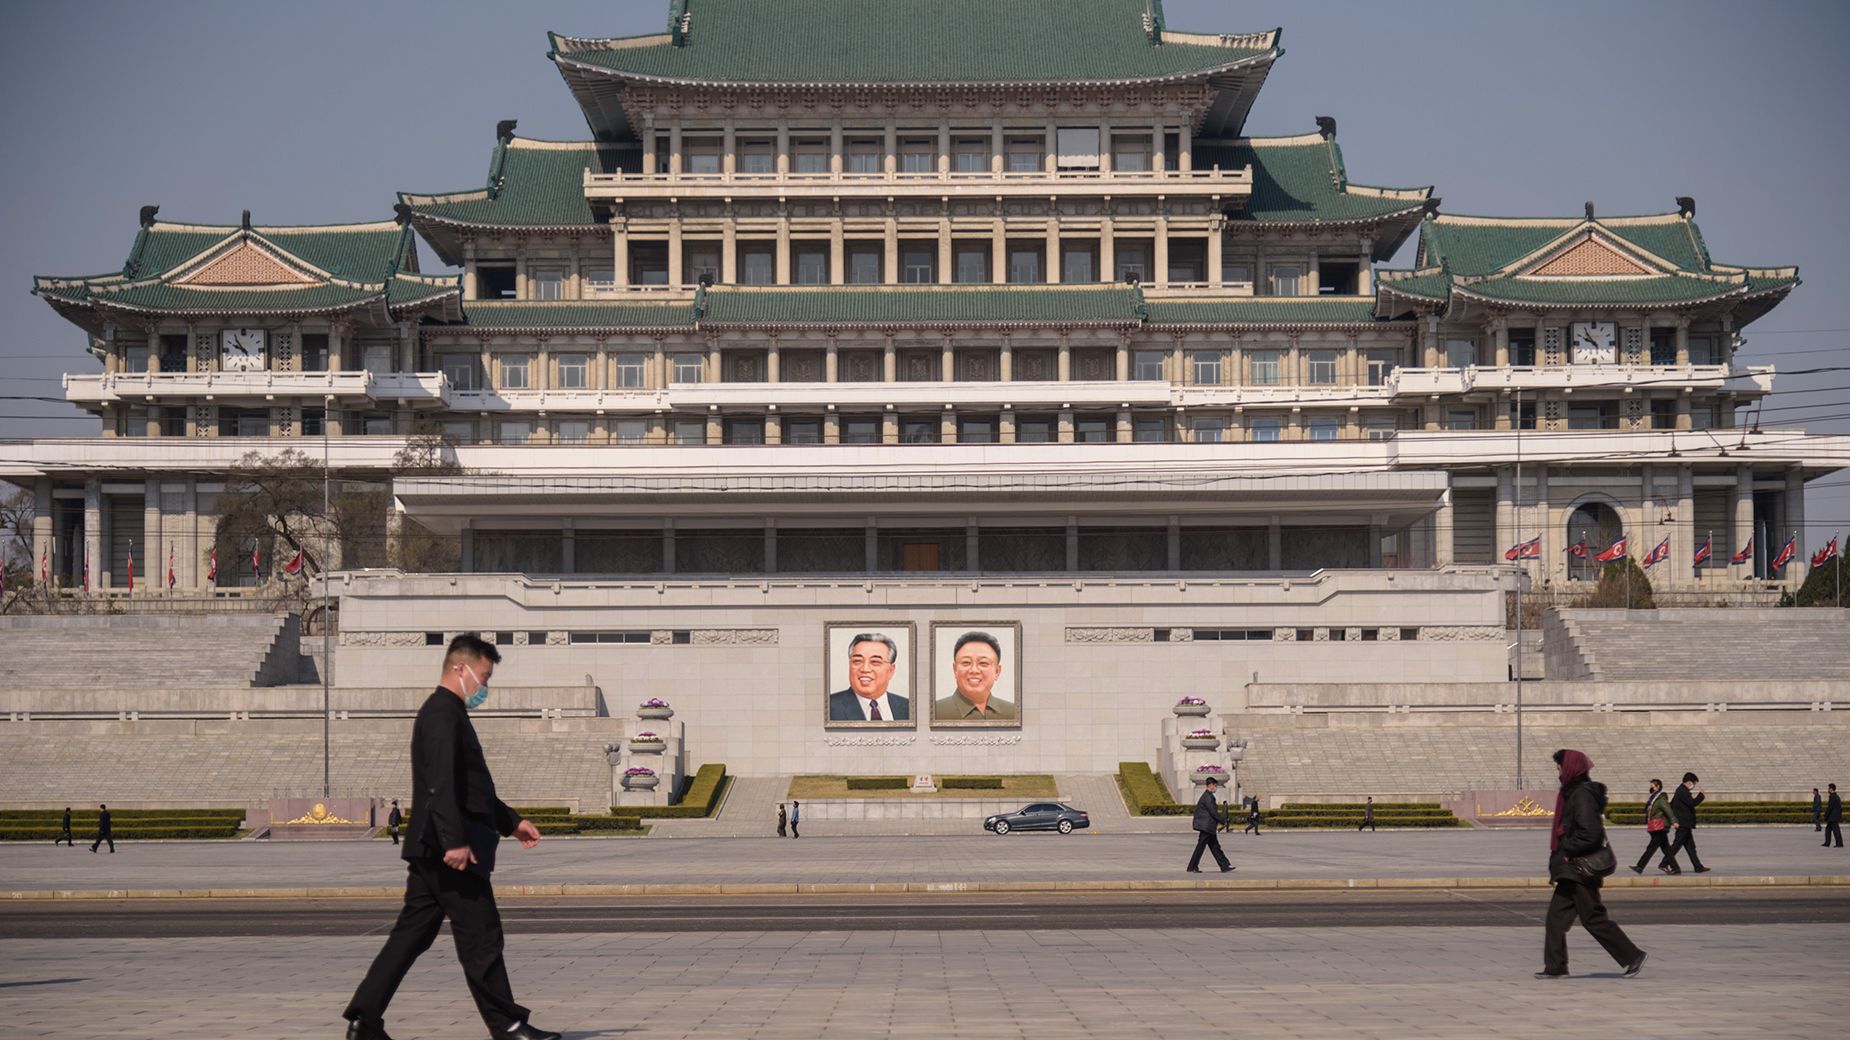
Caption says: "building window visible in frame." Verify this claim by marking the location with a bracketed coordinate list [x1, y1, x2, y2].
[613, 354, 646, 388]
[1111, 137, 1150, 172]
[1133, 417, 1169, 443]
[497, 421, 531, 445]
[217, 408, 269, 436]
[1307, 350, 1338, 385]
[1445, 339, 1478, 369]
[1308, 416, 1340, 441]
[301, 408, 326, 437]
[793, 246, 828, 285]
[1512, 401, 1537, 431]
[740, 247, 775, 285]
[1569, 403, 1615, 430]
[684, 145, 721, 175]
[477, 265, 517, 299]
[1062, 247, 1096, 283]
[672, 353, 704, 383]
[1650, 328, 1677, 366]
[441, 357, 479, 391]
[362, 413, 392, 436]
[738, 142, 774, 174]
[1193, 417, 1226, 443]
[785, 418, 824, 444]
[1191, 351, 1225, 385]
[1509, 330, 1537, 367]
[1446, 409, 1478, 431]
[1268, 264, 1302, 296]
[1074, 416, 1112, 442]
[557, 355, 588, 389]
[1365, 351, 1397, 386]
[900, 416, 938, 443]
[441, 420, 474, 443]
[1222, 261, 1251, 288]
[685, 247, 721, 286]
[1250, 351, 1281, 386]
[725, 418, 765, 444]
[1651, 399, 1677, 430]
[841, 417, 880, 444]
[1133, 350, 1166, 381]
[791, 138, 828, 174]
[958, 417, 996, 444]
[1016, 416, 1055, 443]
[532, 270, 563, 301]
[672, 420, 706, 445]
[953, 246, 989, 283]
[498, 356, 529, 390]
[1363, 415, 1398, 440]
[1114, 246, 1147, 283]
[158, 407, 187, 437]
[952, 137, 988, 172]
[1007, 247, 1042, 284]
[301, 334, 329, 372]
[902, 247, 935, 284]
[898, 139, 934, 173]
[583, 267, 614, 293]
[847, 247, 882, 284]
[556, 420, 590, 444]
[845, 139, 882, 174]
[613, 419, 647, 444]
[1249, 417, 1283, 442]
[1005, 137, 1042, 172]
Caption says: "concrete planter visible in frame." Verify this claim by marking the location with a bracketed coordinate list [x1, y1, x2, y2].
[621, 774, 661, 791]
[1190, 769, 1229, 786]
[629, 739, 667, 753]
[637, 706, 674, 720]
[1173, 702, 1211, 717]
[1182, 737, 1219, 751]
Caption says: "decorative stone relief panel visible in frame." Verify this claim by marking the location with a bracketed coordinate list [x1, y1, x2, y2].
[194, 332, 216, 370]
[1624, 398, 1645, 430]
[274, 332, 295, 371]
[825, 735, 917, 747]
[689, 629, 778, 645]
[930, 734, 1022, 746]
[1623, 326, 1644, 364]
[1165, 628, 1194, 642]
[1542, 327, 1563, 366]
[649, 631, 674, 645]
[192, 405, 217, 437]
[545, 631, 569, 646]
[275, 406, 297, 437]
[341, 630, 428, 647]
[1066, 627, 1154, 643]
[1421, 626, 1504, 642]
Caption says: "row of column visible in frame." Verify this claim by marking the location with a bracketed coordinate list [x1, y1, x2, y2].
[31, 477, 215, 593]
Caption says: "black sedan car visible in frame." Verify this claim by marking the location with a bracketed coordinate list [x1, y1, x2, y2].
[982, 802, 1090, 835]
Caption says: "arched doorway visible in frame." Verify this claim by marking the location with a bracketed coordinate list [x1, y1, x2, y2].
[1565, 501, 1623, 582]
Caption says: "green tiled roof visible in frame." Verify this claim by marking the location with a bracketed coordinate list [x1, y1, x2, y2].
[1417, 213, 1707, 276]
[1143, 297, 1381, 327]
[456, 301, 695, 330]
[388, 273, 463, 307]
[86, 282, 382, 315]
[1196, 134, 1430, 225]
[551, 1, 1275, 86]
[399, 139, 639, 232]
[1455, 274, 1744, 306]
[122, 221, 412, 281]
[694, 284, 1143, 327]
[1375, 270, 1449, 301]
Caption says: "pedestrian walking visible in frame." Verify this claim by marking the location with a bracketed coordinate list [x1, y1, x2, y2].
[386, 800, 402, 846]
[1186, 776, 1234, 872]
[1242, 795, 1263, 835]
[56, 806, 74, 847]
[790, 799, 800, 839]
[1823, 784, 1843, 849]
[776, 803, 788, 838]
[1537, 748, 1646, 980]
[89, 804, 113, 854]
[1814, 787, 1824, 832]
[1358, 796, 1376, 833]
[1630, 779, 1673, 874]
[1660, 772, 1709, 874]
[343, 635, 562, 1040]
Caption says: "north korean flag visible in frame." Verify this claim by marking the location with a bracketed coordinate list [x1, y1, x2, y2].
[1770, 534, 1797, 573]
[1641, 536, 1670, 569]
[1566, 537, 1588, 558]
[1730, 537, 1754, 565]
[1693, 535, 1712, 567]
[1812, 537, 1839, 569]
[1595, 535, 1629, 563]
[1504, 536, 1541, 561]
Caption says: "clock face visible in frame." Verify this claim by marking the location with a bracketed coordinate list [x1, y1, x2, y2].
[1571, 321, 1616, 364]
[219, 328, 266, 371]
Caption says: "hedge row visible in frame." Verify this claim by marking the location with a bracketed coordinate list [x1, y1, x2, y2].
[1117, 763, 1193, 816]
[1608, 812, 1815, 825]
[941, 776, 1006, 790]
[1261, 815, 1465, 828]
[609, 763, 729, 819]
[0, 825, 240, 841]
[1609, 801, 1810, 811]
[844, 777, 909, 790]
[2, 814, 242, 827]
[1279, 802, 1443, 812]
[0, 808, 244, 821]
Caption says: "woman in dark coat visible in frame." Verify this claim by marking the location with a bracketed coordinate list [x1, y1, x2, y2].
[776, 803, 788, 838]
[1539, 748, 1647, 979]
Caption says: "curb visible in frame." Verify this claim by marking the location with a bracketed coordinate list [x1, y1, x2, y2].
[6, 874, 1849, 901]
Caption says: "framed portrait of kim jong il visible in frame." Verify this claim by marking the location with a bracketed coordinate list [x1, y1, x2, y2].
[823, 623, 918, 728]
[929, 622, 1023, 727]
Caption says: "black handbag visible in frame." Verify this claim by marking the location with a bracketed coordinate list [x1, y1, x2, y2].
[1570, 840, 1618, 880]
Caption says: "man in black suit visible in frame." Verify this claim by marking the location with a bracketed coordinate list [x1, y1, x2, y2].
[343, 635, 561, 1040]
[1814, 788, 1825, 832]
[1660, 772, 1708, 874]
[89, 804, 112, 854]
[56, 806, 74, 847]
[1187, 776, 1234, 872]
[386, 800, 402, 846]
[1823, 783, 1843, 848]
[827, 633, 910, 722]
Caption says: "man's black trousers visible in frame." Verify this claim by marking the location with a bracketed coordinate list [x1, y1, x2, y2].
[1664, 826, 1704, 870]
[1543, 878, 1642, 974]
[346, 857, 529, 1033]
[1825, 821, 1844, 847]
[1633, 829, 1671, 871]
[1188, 829, 1230, 871]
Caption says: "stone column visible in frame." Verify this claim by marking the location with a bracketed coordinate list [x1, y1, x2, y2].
[1675, 464, 1695, 587]
[1675, 318, 1690, 368]
[142, 480, 161, 596]
[1495, 466, 1514, 560]
[459, 521, 474, 572]
[989, 120, 1004, 177]
[1150, 122, 1165, 172]
[721, 218, 737, 284]
[937, 218, 952, 285]
[865, 521, 879, 573]
[1785, 465, 1806, 576]
[1115, 408, 1131, 443]
[1178, 123, 1192, 171]
[775, 220, 791, 284]
[1153, 215, 1169, 286]
[991, 218, 1006, 284]
[764, 519, 777, 574]
[882, 412, 898, 444]
[775, 123, 789, 176]
[940, 338, 954, 382]
[1207, 218, 1224, 288]
[1733, 465, 1754, 579]
[940, 408, 956, 443]
[1434, 488, 1456, 567]
[829, 121, 843, 181]
[83, 479, 101, 590]
[611, 217, 630, 287]
[1065, 518, 1080, 572]
[666, 217, 684, 290]
[825, 340, 839, 382]
[999, 408, 1016, 443]
[1493, 320, 1510, 368]
[661, 520, 675, 575]
[766, 338, 780, 383]
[829, 219, 845, 284]
[1115, 339, 1129, 381]
[1266, 517, 1283, 571]
[31, 477, 52, 587]
[1167, 517, 1182, 572]
[883, 337, 896, 382]
[722, 122, 736, 178]
[561, 519, 576, 575]
[1058, 408, 1074, 443]
[965, 519, 980, 573]
[1100, 217, 1116, 279]
[1044, 218, 1061, 284]
[668, 124, 683, 178]
[1057, 336, 1071, 381]
[883, 218, 899, 284]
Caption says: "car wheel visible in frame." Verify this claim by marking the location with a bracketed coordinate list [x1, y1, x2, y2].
[1057, 819, 1073, 834]
[994, 820, 1010, 835]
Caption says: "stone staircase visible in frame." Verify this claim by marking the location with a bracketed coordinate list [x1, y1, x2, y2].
[1547, 608, 1850, 681]
[0, 613, 302, 688]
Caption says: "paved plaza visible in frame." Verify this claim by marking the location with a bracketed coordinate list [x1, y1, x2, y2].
[4, 923, 1845, 1039]
[3, 828, 1846, 898]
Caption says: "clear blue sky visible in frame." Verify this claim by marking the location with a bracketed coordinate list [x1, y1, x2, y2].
[2, 0, 1846, 543]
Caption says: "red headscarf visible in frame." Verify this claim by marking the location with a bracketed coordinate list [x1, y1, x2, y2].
[1550, 749, 1592, 851]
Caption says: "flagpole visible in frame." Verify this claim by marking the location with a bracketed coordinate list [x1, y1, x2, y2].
[323, 393, 332, 800]
[1513, 387, 1523, 790]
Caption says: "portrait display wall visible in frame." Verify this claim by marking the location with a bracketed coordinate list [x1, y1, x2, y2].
[822, 622, 918, 728]
[929, 621, 1023, 727]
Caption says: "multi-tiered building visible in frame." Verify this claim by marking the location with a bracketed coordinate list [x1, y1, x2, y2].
[8, 1, 1845, 775]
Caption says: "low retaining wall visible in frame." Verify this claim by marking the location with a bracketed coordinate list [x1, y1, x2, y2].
[797, 798, 1030, 821]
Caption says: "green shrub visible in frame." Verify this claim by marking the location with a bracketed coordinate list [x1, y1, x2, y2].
[940, 776, 1005, 790]
[1589, 558, 1655, 609]
[0, 808, 244, 821]
[1259, 815, 1465, 828]
[1117, 762, 1194, 816]
[1278, 802, 1442, 811]
[609, 763, 729, 819]
[845, 776, 910, 791]
[1792, 556, 1847, 608]
[0, 825, 240, 841]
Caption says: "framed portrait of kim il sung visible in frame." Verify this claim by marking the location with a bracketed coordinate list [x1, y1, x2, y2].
[929, 621, 1023, 728]
[822, 622, 918, 729]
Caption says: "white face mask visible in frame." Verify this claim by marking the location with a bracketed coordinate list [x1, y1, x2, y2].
[463, 665, 491, 710]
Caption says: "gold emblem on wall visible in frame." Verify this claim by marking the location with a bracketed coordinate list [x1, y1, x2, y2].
[1480, 797, 1553, 818]
[283, 803, 361, 826]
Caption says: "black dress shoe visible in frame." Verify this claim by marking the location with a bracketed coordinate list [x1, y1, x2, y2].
[345, 1019, 393, 1040]
[505, 1024, 563, 1040]
[1185, 867, 1202, 873]
[1693, 866, 1712, 873]
[1219, 865, 1235, 872]
[1622, 951, 1647, 978]
[1533, 970, 1568, 979]
[1629, 865, 1643, 874]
